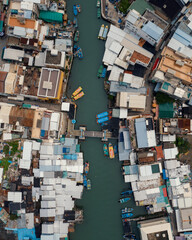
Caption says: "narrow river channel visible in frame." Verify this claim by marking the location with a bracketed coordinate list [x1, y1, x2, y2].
[66, 1, 146, 240]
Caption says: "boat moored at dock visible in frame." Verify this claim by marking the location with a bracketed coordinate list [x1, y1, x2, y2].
[76, 4, 81, 13]
[109, 143, 115, 159]
[73, 5, 78, 16]
[84, 162, 89, 175]
[97, 116, 109, 124]
[121, 208, 133, 214]
[122, 213, 133, 218]
[103, 144, 109, 157]
[96, 111, 108, 119]
[74, 30, 79, 42]
[102, 25, 108, 40]
[71, 86, 82, 98]
[96, 0, 100, 7]
[97, 8, 101, 18]
[87, 179, 91, 190]
[119, 197, 131, 204]
[121, 190, 133, 196]
[83, 175, 87, 188]
[98, 24, 104, 39]
[73, 91, 84, 100]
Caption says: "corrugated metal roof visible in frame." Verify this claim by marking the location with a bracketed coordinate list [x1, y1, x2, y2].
[142, 21, 163, 41]
[135, 118, 148, 148]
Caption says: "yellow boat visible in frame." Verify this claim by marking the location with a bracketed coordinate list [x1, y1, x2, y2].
[72, 86, 82, 98]
[109, 143, 115, 159]
[74, 91, 84, 100]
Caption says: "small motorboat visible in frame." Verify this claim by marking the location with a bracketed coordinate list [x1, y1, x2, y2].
[96, 0, 100, 7]
[83, 175, 87, 188]
[73, 5, 78, 16]
[96, 111, 108, 119]
[71, 86, 82, 98]
[98, 24, 104, 39]
[109, 143, 115, 159]
[121, 207, 133, 214]
[73, 17, 78, 28]
[101, 68, 107, 78]
[114, 145, 118, 155]
[103, 144, 109, 157]
[84, 162, 89, 175]
[123, 234, 136, 240]
[121, 190, 133, 196]
[119, 197, 131, 204]
[73, 91, 84, 100]
[122, 213, 133, 219]
[87, 179, 91, 190]
[74, 30, 79, 42]
[76, 4, 81, 12]
[97, 64, 104, 77]
[97, 7, 101, 18]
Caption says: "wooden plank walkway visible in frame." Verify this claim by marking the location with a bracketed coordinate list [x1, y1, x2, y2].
[71, 129, 116, 141]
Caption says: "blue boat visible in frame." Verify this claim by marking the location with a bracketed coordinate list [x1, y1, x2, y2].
[119, 197, 130, 204]
[73, 5, 78, 16]
[121, 190, 132, 196]
[97, 116, 109, 124]
[123, 234, 136, 239]
[121, 207, 133, 214]
[101, 68, 107, 78]
[73, 17, 78, 28]
[114, 145, 118, 155]
[96, 111, 108, 119]
[122, 213, 133, 218]
[83, 175, 87, 187]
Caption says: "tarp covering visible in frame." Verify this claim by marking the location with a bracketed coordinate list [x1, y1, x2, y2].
[39, 11, 63, 23]
[159, 103, 174, 118]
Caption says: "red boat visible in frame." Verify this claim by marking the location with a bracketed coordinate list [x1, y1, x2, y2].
[84, 162, 89, 175]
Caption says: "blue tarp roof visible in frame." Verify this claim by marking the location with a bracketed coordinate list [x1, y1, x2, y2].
[118, 128, 132, 161]
[135, 118, 148, 148]
[142, 21, 163, 41]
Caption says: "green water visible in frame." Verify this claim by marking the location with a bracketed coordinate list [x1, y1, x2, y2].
[66, 1, 146, 239]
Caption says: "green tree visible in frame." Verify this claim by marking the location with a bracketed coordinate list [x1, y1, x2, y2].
[3, 145, 9, 155]
[175, 137, 190, 154]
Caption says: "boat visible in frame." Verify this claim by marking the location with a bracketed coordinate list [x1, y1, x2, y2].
[102, 25, 108, 40]
[98, 24, 104, 39]
[97, 0, 100, 7]
[119, 197, 131, 203]
[97, 8, 101, 18]
[121, 207, 133, 214]
[97, 116, 109, 124]
[73, 91, 84, 100]
[74, 46, 83, 59]
[96, 111, 108, 119]
[114, 145, 118, 155]
[74, 30, 79, 42]
[76, 4, 81, 12]
[103, 144, 109, 157]
[123, 234, 136, 239]
[97, 64, 104, 77]
[73, 5, 78, 16]
[121, 190, 133, 196]
[101, 68, 107, 78]
[83, 175, 87, 188]
[109, 143, 115, 159]
[122, 213, 133, 218]
[87, 179, 91, 190]
[84, 162, 89, 175]
[71, 86, 82, 98]
[73, 17, 78, 28]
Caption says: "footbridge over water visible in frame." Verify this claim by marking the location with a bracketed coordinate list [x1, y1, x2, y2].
[70, 126, 116, 141]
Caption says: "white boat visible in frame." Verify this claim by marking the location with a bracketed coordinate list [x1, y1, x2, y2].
[98, 24, 104, 39]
